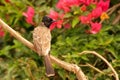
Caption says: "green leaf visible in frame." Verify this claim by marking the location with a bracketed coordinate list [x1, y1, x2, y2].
[64, 13, 72, 18]
[58, 70, 66, 80]
[81, 55, 89, 61]
[106, 47, 118, 59]
[72, 17, 79, 28]
[0, 46, 12, 58]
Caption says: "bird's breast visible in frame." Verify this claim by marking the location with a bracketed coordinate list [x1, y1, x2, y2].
[33, 26, 51, 56]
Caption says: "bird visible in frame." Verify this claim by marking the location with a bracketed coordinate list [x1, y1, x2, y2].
[33, 16, 55, 77]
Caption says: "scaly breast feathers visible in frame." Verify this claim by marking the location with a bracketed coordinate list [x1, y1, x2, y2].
[33, 26, 51, 56]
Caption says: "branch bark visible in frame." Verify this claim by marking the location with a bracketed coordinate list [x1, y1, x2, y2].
[0, 19, 87, 80]
[79, 51, 119, 80]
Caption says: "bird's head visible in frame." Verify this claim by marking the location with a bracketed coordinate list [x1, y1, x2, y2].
[42, 16, 55, 28]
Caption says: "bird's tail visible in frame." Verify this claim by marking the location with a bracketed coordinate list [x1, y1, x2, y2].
[43, 54, 55, 77]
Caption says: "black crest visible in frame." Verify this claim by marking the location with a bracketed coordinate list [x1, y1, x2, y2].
[42, 16, 54, 28]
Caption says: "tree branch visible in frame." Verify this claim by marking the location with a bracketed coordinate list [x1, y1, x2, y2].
[0, 19, 87, 80]
[79, 51, 119, 80]
[107, 3, 120, 15]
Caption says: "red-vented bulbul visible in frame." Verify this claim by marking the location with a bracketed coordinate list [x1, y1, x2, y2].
[33, 16, 55, 77]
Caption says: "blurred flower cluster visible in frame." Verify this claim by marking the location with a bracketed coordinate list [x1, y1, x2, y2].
[0, 26, 4, 37]
[48, 0, 110, 34]
[6, 0, 110, 34]
[0, 0, 110, 38]
[23, 6, 35, 25]
[5, 0, 10, 3]
[0, 0, 10, 37]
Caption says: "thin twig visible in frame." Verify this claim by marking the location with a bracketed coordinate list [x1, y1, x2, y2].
[86, 63, 105, 74]
[0, 19, 87, 80]
[79, 51, 119, 80]
[79, 63, 104, 74]
[112, 10, 120, 25]
[112, 14, 120, 25]
[107, 3, 120, 15]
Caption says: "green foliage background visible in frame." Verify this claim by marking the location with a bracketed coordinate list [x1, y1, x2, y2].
[0, 0, 120, 80]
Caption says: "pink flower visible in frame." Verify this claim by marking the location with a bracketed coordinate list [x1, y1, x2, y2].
[64, 23, 71, 29]
[56, 20, 63, 28]
[49, 22, 56, 31]
[0, 26, 4, 37]
[23, 6, 35, 25]
[56, 0, 70, 13]
[56, 0, 67, 12]
[84, 0, 93, 5]
[5, 0, 10, 3]
[49, 10, 59, 20]
[66, 0, 81, 7]
[87, 22, 102, 34]
[90, 0, 110, 19]
[49, 10, 64, 30]
[79, 14, 92, 24]
[49, 20, 63, 30]
[97, 0, 110, 12]
[56, 0, 81, 13]
[49, 10, 64, 20]
[91, 7, 102, 18]
[80, 0, 95, 6]
[81, 5, 87, 11]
